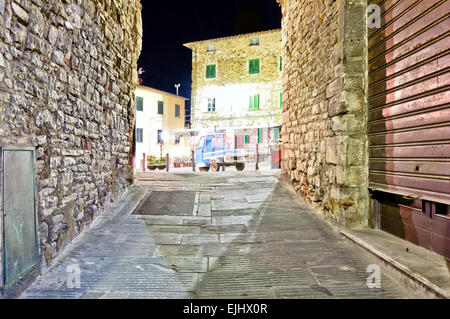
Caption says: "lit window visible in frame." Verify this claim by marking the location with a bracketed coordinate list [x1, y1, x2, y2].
[175, 104, 180, 118]
[136, 96, 143, 111]
[136, 128, 143, 143]
[249, 59, 260, 74]
[207, 44, 216, 52]
[158, 101, 164, 115]
[250, 38, 259, 46]
[208, 98, 216, 112]
[206, 64, 216, 79]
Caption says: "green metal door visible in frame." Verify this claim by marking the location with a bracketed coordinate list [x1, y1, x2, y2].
[2, 147, 39, 286]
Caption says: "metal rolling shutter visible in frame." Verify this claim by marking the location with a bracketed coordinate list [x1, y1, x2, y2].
[368, 0, 450, 205]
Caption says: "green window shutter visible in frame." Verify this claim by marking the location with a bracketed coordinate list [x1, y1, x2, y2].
[255, 94, 260, 109]
[249, 59, 260, 74]
[258, 128, 263, 143]
[280, 92, 282, 108]
[245, 135, 249, 144]
[280, 56, 282, 71]
[274, 128, 280, 139]
[249, 95, 260, 110]
[206, 65, 216, 78]
[136, 96, 143, 111]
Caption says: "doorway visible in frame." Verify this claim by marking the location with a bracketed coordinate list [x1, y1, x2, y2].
[1, 147, 39, 290]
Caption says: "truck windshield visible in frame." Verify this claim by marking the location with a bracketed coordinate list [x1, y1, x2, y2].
[197, 137, 205, 148]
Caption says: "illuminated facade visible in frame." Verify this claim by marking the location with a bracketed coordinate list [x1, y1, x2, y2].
[184, 29, 282, 137]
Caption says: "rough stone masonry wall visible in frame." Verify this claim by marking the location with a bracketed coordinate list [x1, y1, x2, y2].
[0, 0, 142, 264]
[279, 0, 368, 228]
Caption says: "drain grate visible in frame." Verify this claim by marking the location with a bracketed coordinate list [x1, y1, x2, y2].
[133, 191, 197, 216]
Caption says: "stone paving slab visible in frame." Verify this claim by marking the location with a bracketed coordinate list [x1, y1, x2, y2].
[155, 245, 200, 257]
[20, 172, 412, 299]
[181, 234, 220, 245]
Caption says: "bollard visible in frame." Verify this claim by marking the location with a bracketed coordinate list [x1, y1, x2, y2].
[255, 144, 259, 171]
[166, 153, 169, 172]
[142, 153, 146, 172]
[192, 150, 195, 172]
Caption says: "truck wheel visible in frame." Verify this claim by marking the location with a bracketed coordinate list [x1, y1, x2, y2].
[199, 167, 210, 172]
[210, 160, 220, 172]
[236, 163, 245, 171]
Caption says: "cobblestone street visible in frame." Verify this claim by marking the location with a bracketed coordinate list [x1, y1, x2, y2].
[21, 171, 411, 299]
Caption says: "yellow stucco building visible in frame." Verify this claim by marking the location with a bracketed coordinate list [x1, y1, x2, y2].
[134, 85, 191, 169]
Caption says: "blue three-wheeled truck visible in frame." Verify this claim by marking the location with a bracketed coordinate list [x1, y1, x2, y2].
[195, 133, 255, 172]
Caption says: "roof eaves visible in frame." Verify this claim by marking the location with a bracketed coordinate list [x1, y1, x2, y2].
[182, 28, 281, 50]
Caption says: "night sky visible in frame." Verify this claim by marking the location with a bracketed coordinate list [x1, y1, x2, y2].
[138, 0, 282, 121]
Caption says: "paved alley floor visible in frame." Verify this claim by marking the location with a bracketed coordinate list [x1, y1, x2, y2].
[21, 170, 412, 298]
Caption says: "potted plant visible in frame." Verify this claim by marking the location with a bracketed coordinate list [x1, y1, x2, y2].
[147, 156, 166, 170]
[173, 158, 181, 168]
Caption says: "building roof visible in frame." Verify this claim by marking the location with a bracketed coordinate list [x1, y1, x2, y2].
[136, 85, 190, 100]
[183, 28, 281, 50]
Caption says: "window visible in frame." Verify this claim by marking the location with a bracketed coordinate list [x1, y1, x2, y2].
[280, 92, 283, 108]
[250, 38, 259, 46]
[208, 98, 216, 112]
[207, 44, 216, 52]
[136, 96, 143, 111]
[157, 130, 163, 144]
[175, 104, 180, 118]
[158, 101, 164, 115]
[206, 64, 216, 79]
[136, 128, 143, 143]
[175, 135, 181, 144]
[249, 94, 260, 110]
[436, 203, 448, 215]
[258, 128, 263, 143]
[249, 59, 260, 74]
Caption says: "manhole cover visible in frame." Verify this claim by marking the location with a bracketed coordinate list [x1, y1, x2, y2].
[133, 191, 197, 216]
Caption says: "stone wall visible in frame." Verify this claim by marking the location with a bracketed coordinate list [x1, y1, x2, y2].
[0, 0, 142, 265]
[278, 0, 368, 227]
[186, 30, 282, 130]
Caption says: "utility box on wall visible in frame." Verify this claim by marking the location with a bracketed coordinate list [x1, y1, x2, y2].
[0, 147, 40, 295]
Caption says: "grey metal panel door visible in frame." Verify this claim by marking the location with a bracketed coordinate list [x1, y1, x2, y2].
[2, 148, 39, 286]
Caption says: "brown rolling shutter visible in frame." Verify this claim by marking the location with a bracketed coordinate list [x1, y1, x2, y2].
[368, 0, 450, 205]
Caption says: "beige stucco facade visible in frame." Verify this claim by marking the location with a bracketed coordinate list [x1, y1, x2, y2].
[134, 86, 190, 168]
[185, 29, 283, 131]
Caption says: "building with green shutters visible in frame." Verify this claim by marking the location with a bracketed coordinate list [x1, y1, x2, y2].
[184, 29, 282, 152]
